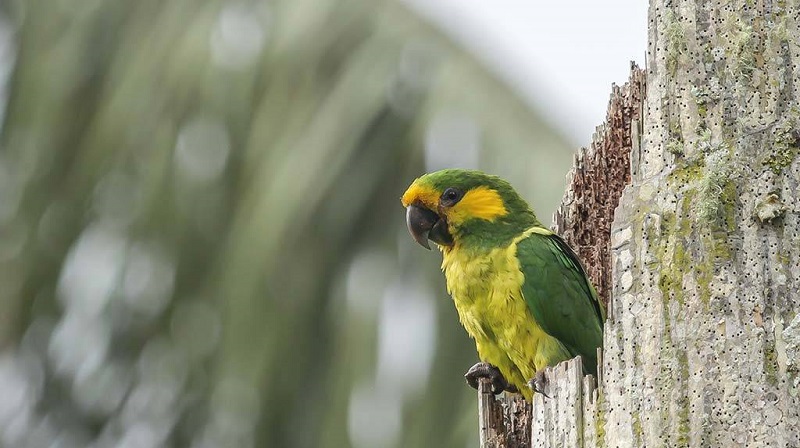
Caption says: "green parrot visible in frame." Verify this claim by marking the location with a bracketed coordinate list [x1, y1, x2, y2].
[401, 169, 605, 400]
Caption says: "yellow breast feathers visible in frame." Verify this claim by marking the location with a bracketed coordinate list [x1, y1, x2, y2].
[439, 228, 564, 398]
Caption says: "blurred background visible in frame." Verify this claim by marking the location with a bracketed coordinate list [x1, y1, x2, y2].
[0, 1, 645, 447]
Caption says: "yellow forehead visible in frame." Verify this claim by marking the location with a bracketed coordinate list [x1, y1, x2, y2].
[401, 180, 439, 209]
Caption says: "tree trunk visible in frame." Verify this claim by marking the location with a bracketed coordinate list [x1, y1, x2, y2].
[480, 0, 800, 446]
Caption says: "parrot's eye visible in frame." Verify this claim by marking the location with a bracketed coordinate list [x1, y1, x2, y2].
[440, 188, 463, 207]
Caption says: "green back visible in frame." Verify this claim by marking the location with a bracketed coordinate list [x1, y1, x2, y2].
[517, 231, 605, 373]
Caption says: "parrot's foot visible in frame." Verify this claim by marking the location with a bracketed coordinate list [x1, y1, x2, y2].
[464, 362, 514, 394]
[527, 370, 550, 398]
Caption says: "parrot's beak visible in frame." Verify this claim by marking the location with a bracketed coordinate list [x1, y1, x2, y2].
[406, 204, 453, 250]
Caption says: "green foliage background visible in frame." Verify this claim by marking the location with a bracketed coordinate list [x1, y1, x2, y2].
[0, 0, 572, 446]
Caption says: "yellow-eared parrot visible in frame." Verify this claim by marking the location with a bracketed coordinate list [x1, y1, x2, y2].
[401, 169, 605, 400]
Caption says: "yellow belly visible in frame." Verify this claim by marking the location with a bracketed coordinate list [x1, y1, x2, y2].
[440, 235, 567, 399]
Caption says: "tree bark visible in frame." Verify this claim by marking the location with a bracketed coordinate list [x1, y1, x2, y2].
[480, 0, 800, 445]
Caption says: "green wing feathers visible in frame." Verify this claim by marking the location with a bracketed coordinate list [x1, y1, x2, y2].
[516, 230, 605, 374]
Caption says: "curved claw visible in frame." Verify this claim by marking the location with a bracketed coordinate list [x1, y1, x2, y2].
[464, 362, 511, 395]
[527, 370, 551, 398]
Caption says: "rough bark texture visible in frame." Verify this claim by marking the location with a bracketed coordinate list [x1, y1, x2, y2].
[530, 357, 598, 448]
[605, 0, 800, 445]
[478, 0, 800, 446]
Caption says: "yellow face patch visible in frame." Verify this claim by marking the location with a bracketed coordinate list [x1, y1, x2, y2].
[447, 186, 508, 224]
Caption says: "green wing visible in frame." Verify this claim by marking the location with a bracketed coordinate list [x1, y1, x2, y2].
[516, 229, 605, 373]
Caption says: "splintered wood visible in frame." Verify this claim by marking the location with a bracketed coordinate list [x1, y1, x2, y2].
[477, 380, 531, 448]
[477, 64, 643, 448]
[552, 63, 645, 310]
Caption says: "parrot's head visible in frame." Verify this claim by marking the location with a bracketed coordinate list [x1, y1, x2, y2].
[401, 169, 541, 251]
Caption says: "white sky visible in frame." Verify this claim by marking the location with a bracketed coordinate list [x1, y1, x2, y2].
[402, 0, 649, 146]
